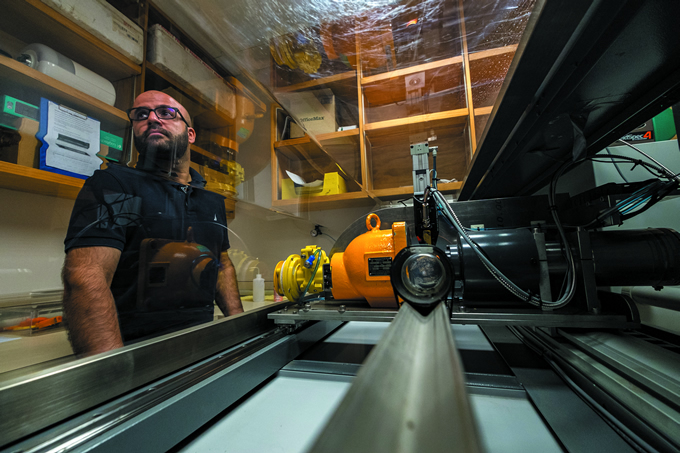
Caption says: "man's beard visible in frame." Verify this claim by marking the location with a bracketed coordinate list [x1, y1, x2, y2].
[134, 127, 189, 170]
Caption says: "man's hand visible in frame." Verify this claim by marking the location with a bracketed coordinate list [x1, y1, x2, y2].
[215, 251, 244, 317]
[62, 247, 123, 357]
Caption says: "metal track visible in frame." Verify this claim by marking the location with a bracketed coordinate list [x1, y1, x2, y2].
[0, 302, 290, 447]
[519, 327, 680, 452]
[308, 303, 482, 453]
[5, 320, 344, 453]
[269, 304, 635, 328]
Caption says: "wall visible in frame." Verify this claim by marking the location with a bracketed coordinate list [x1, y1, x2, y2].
[0, 184, 373, 296]
[0, 189, 74, 295]
[229, 201, 374, 281]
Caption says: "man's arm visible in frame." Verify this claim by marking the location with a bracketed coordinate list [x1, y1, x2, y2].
[62, 246, 123, 357]
[215, 251, 244, 317]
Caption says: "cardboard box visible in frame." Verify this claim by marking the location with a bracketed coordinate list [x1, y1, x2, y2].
[41, 0, 144, 64]
[148, 25, 236, 120]
[279, 89, 336, 137]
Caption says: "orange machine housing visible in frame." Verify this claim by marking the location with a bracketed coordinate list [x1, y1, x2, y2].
[331, 213, 408, 308]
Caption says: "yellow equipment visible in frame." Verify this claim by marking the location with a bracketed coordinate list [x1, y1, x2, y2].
[274, 245, 329, 302]
[273, 214, 408, 308]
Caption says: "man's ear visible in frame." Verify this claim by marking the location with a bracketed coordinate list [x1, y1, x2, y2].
[187, 127, 196, 144]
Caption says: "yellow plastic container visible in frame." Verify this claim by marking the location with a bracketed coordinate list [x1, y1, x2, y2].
[281, 172, 346, 199]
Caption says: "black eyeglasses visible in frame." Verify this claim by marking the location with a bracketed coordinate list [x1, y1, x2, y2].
[127, 106, 190, 127]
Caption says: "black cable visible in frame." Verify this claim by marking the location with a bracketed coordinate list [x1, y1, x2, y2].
[554, 153, 678, 229]
[605, 147, 629, 183]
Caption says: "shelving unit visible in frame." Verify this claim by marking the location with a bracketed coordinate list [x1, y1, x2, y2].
[0, 0, 525, 216]
[0, 56, 130, 126]
[0, 0, 139, 200]
[2, 0, 141, 83]
[0, 0, 267, 221]
[189, 143, 239, 219]
[270, 99, 369, 211]
[141, 3, 267, 216]
[268, 0, 530, 210]
[271, 191, 374, 211]
[274, 71, 357, 95]
[0, 161, 84, 199]
[144, 63, 235, 131]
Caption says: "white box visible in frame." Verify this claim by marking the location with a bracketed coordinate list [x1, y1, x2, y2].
[279, 89, 336, 137]
[41, 0, 144, 65]
[147, 25, 235, 120]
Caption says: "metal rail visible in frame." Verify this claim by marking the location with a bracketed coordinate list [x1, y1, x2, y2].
[269, 304, 636, 328]
[7, 320, 343, 453]
[519, 327, 680, 451]
[0, 302, 290, 447]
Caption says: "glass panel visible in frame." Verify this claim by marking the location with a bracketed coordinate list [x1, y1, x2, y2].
[0, 0, 536, 380]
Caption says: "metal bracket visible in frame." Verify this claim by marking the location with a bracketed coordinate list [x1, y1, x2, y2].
[411, 141, 430, 195]
[533, 229, 553, 306]
[576, 228, 601, 314]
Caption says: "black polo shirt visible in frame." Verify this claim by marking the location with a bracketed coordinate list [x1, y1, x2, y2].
[65, 163, 230, 342]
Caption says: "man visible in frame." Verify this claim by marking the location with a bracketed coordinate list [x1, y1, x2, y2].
[62, 90, 243, 356]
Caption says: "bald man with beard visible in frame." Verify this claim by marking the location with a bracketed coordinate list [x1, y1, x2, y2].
[62, 91, 243, 356]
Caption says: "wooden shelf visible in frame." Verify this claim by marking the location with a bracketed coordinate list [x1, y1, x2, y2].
[0, 161, 84, 199]
[146, 63, 235, 130]
[269, 14, 524, 210]
[364, 108, 469, 133]
[2, 0, 141, 81]
[361, 55, 464, 84]
[274, 71, 357, 93]
[274, 129, 362, 188]
[362, 62, 465, 108]
[468, 44, 518, 62]
[474, 106, 493, 116]
[190, 144, 225, 162]
[228, 76, 266, 112]
[0, 56, 130, 126]
[272, 191, 373, 211]
[317, 128, 360, 141]
[274, 128, 359, 148]
[470, 46, 517, 109]
[274, 71, 358, 101]
[370, 181, 463, 200]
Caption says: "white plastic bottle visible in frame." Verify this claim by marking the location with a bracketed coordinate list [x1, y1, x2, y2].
[253, 273, 265, 303]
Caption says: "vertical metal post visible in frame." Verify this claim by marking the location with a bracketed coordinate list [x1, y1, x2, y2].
[411, 141, 430, 196]
[533, 229, 553, 304]
[576, 228, 601, 314]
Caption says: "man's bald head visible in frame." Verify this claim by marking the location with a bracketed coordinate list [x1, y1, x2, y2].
[131, 90, 196, 170]
[133, 90, 192, 126]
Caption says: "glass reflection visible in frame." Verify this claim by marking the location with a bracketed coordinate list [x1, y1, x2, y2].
[0, 0, 536, 379]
